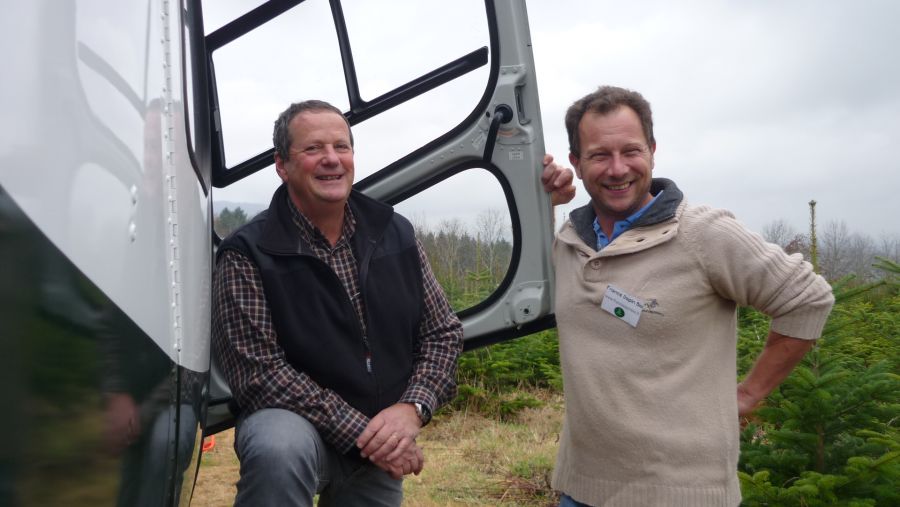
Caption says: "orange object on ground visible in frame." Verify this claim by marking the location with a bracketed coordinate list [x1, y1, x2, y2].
[201, 435, 216, 452]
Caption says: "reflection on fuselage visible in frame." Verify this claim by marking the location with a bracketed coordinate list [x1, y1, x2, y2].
[0, 187, 201, 506]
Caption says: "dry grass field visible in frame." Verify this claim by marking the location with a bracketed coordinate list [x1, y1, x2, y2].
[191, 392, 564, 506]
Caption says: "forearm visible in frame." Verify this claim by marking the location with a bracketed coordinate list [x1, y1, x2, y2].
[739, 330, 814, 412]
[402, 242, 464, 409]
[402, 320, 463, 408]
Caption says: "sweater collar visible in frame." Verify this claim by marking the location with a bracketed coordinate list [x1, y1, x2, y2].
[569, 178, 683, 250]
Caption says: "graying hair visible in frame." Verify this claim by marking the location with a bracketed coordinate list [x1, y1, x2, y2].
[272, 100, 353, 160]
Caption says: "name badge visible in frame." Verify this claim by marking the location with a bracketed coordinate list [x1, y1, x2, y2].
[601, 284, 644, 327]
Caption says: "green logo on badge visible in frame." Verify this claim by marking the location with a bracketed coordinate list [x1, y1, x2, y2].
[614, 307, 625, 318]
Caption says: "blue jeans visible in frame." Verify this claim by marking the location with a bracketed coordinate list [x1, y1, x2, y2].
[233, 408, 403, 507]
[559, 493, 594, 507]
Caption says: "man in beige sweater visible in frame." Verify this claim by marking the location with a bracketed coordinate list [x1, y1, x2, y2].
[540, 86, 834, 507]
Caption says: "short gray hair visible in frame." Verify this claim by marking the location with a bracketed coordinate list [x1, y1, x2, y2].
[272, 100, 353, 160]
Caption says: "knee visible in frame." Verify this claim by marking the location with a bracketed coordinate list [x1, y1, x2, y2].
[234, 409, 324, 505]
[236, 409, 321, 468]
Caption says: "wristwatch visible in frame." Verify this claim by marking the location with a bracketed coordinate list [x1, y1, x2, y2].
[413, 402, 432, 426]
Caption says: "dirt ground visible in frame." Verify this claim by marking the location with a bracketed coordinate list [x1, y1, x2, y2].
[190, 396, 563, 506]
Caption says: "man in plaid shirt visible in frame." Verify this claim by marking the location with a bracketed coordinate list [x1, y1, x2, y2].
[212, 100, 463, 506]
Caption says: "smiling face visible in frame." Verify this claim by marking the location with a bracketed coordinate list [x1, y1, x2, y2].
[569, 106, 655, 233]
[274, 110, 355, 218]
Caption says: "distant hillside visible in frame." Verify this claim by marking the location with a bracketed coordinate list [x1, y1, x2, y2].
[213, 201, 266, 219]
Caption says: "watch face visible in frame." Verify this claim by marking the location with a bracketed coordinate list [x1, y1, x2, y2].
[415, 403, 431, 424]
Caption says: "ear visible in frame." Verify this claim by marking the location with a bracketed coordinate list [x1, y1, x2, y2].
[649, 143, 656, 170]
[274, 153, 289, 182]
[569, 152, 583, 179]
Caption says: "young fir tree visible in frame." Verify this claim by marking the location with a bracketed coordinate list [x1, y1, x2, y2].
[737, 258, 900, 506]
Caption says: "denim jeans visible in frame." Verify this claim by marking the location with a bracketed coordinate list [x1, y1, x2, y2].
[559, 493, 594, 507]
[233, 408, 403, 507]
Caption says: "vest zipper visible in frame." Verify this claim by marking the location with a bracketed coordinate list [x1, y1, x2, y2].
[359, 237, 380, 409]
[351, 289, 375, 376]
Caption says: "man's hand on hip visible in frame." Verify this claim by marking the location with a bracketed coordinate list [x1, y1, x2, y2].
[737, 331, 814, 417]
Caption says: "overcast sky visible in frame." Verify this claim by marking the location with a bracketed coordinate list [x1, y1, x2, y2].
[209, 0, 900, 240]
[535, 0, 900, 240]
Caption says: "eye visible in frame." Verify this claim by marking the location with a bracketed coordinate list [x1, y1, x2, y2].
[335, 143, 352, 152]
[588, 152, 609, 162]
[303, 145, 322, 154]
[625, 146, 648, 157]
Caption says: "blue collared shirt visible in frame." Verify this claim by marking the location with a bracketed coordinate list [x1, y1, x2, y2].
[592, 191, 664, 250]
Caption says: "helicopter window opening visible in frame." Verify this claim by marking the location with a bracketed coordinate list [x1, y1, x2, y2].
[203, 0, 491, 186]
[209, 1, 348, 170]
[394, 169, 514, 314]
[340, 0, 488, 102]
[208, 0, 495, 243]
[202, 1, 269, 36]
[333, 0, 491, 181]
[350, 67, 489, 182]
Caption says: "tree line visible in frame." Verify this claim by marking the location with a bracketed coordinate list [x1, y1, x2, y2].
[409, 209, 512, 311]
[214, 207, 249, 238]
[215, 204, 900, 301]
[215, 206, 515, 312]
[763, 218, 900, 283]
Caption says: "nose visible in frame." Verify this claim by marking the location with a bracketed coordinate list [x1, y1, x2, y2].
[321, 145, 340, 166]
[607, 153, 628, 177]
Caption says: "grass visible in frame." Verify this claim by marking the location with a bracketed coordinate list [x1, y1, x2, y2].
[190, 390, 563, 506]
[191, 427, 239, 507]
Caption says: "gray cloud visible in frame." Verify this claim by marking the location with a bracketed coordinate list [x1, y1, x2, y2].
[209, 0, 900, 240]
[534, 0, 900, 238]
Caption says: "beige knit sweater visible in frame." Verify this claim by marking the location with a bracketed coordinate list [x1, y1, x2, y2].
[551, 201, 834, 507]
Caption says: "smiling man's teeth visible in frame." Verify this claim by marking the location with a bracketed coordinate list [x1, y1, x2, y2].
[607, 182, 630, 190]
[318, 175, 341, 180]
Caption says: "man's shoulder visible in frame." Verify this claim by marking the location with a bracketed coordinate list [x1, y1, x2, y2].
[218, 210, 269, 259]
[677, 202, 738, 232]
[382, 211, 417, 252]
[389, 209, 415, 234]
[349, 190, 416, 242]
[677, 203, 776, 264]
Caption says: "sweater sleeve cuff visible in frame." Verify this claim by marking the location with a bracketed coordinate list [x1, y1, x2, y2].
[770, 297, 834, 340]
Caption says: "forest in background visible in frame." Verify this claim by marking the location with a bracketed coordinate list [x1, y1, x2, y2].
[216, 205, 900, 286]
[215, 205, 899, 505]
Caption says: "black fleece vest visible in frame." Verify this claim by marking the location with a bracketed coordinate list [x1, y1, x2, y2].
[218, 186, 424, 417]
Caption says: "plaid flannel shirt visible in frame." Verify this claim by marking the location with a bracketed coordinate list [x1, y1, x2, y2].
[212, 199, 462, 453]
